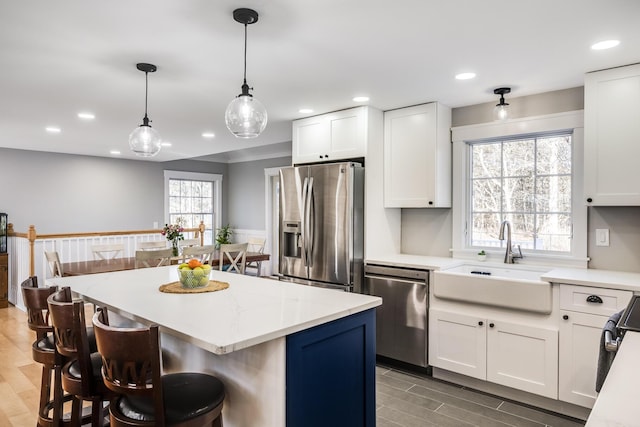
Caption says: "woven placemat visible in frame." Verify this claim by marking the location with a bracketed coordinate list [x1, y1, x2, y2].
[159, 280, 230, 294]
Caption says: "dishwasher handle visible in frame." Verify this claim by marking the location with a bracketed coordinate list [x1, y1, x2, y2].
[364, 264, 429, 282]
[364, 273, 428, 286]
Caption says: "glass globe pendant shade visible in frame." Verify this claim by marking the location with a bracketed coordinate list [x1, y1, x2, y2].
[129, 123, 161, 157]
[493, 103, 509, 121]
[225, 93, 268, 138]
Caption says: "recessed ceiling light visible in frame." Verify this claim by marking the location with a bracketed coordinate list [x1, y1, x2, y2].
[110, 150, 121, 155]
[352, 96, 370, 103]
[455, 72, 476, 80]
[77, 112, 95, 120]
[202, 132, 215, 138]
[45, 126, 61, 133]
[161, 142, 172, 147]
[299, 108, 314, 114]
[591, 40, 620, 50]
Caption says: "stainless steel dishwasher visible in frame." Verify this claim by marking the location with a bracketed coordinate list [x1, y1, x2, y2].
[364, 264, 429, 368]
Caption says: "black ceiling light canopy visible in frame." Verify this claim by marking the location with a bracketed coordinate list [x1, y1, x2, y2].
[493, 87, 511, 121]
[225, 7, 268, 139]
[129, 62, 162, 157]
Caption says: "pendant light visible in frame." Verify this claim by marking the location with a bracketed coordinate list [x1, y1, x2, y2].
[493, 87, 511, 121]
[225, 8, 268, 139]
[129, 63, 162, 157]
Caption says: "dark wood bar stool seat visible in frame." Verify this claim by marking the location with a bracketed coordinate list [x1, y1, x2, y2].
[21, 276, 70, 427]
[92, 307, 225, 427]
[48, 287, 111, 427]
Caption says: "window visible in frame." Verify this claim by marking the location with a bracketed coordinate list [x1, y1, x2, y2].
[164, 171, 222, 245]
[451, 111, 586, 267]
[469, 133, 572, 252]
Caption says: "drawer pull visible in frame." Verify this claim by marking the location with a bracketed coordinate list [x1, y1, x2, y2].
[586, 295, 604, 304]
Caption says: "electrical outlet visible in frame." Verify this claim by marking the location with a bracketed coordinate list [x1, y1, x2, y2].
[153, 221, 159, 229]
[596, 229, 610, 247]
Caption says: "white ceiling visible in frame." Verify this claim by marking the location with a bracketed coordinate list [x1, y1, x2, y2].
[1, 0, 639, 163]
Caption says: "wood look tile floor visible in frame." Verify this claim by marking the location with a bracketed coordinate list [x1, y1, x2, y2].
[376, 364, 586, 427]
[2, 305, 586, 427]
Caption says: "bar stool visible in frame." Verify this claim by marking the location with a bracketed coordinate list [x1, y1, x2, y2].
[21, 276, 69, 427]
[47, 287, 111, 427]
[92, 307, 225, 426]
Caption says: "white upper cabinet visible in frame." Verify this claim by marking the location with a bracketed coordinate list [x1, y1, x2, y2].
[584, 63, 640, 205]
[383, 102, 452, 208]
[292, 106, 371, 164]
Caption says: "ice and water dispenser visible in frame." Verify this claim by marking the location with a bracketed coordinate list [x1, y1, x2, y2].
[282, 221, 302, 258]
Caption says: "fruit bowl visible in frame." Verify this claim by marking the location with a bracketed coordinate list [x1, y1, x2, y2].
[178, 263, 212, 288]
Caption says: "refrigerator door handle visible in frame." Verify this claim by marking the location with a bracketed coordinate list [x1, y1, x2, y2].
[306, 177, 315, 268]
[301, 177, 309, 267]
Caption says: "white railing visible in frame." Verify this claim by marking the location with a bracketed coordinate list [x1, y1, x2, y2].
[7, 223, 207, 311]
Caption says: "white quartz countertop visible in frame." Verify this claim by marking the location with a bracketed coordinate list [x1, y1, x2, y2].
[586, 331, 640, 426]
[542, 268, 640, 292]
[365, 254, 463, 270]
[47, 267, 381, 355]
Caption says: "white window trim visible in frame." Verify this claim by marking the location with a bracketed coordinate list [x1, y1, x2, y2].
[163, 170, 223, 234]
[451, 110, 587, 268]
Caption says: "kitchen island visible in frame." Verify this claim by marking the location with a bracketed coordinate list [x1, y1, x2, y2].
[48, 266, 381, 427]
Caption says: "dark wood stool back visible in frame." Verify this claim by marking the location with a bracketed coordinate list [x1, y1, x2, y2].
[92, 307, 225, 427]
[47, 287, 109, 427]
[21, 276, 66, 427]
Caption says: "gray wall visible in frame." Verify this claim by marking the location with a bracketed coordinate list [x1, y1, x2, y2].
[401, 86, 640, 273]
[0, 147, 226, 233]
[227, 156, 291, 230]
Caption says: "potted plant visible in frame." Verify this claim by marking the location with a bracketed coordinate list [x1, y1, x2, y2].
[477, 250, 487, 261]
[215, 224, 233, 248]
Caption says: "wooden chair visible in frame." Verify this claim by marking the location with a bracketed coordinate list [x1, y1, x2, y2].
[137, 241, 166, 251]
[134, 248, 173, 268]
[219, 242, 248, 274]
[92, 307, 225, 427]
[181, 244, 216, 264]
[45, 251, 63, 277]
[47, 287, 111, 427]
[91, 243, 124, 260]
[21, 276, 68, 427]
[245, 237, 266, 276]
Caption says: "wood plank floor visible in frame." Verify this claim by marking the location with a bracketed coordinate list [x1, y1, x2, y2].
[1, 305, 587, 427]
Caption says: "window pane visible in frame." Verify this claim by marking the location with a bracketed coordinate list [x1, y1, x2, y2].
[503, 139, 534, 177]
[503, 177, 534, 212]
[537, 136, 571, 175]
[505, 213, 535, 250]
[471, 213, 502, 247]
[537, 214, 572, 252]
[472, 179, 501, 212]
[472, 143, 502, 179]
[536, 176, 571, 212]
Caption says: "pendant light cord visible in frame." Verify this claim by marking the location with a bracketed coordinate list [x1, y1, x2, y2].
[144, 71, 149, 119]
[243, 23, 248, 85]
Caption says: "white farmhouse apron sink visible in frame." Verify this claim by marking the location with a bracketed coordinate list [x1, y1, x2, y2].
[434, 264, 553, 313]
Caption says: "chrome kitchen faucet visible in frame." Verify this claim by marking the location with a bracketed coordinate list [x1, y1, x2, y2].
[498, 220, 523, 264]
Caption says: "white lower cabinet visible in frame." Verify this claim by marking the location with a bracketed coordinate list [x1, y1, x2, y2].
[430, 308, 558, 399]
[558, 311, 606, 408]
[429, 309, 486, 379]
[558, 284, 632, 408]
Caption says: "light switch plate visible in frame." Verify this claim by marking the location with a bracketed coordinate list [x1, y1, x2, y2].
[596, 229, 610, 247]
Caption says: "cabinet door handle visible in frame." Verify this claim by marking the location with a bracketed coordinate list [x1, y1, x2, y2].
[563, 314, 569, 320]
[478, 321, 483, 326]
[489, 323, 495, 328]
[586, 295, 604, 304]
[586, 197, 593, 203]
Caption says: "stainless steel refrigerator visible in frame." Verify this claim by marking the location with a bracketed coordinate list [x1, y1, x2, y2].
[279, 162, 364, 292]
